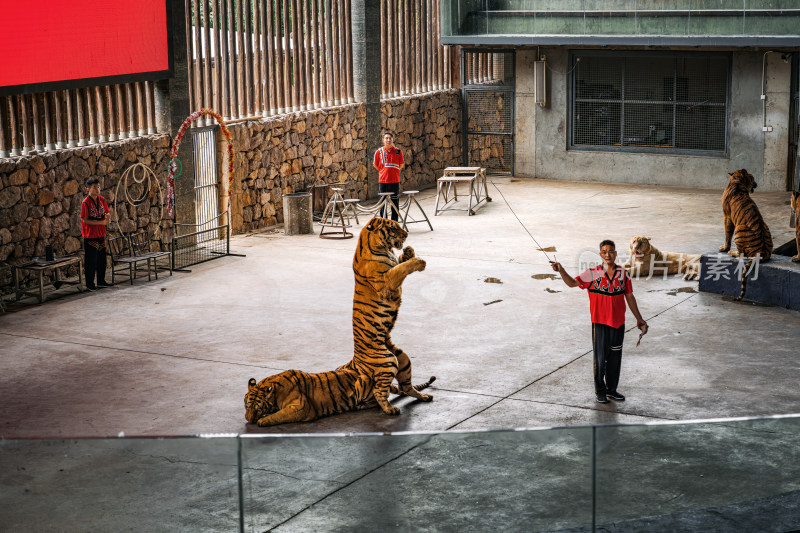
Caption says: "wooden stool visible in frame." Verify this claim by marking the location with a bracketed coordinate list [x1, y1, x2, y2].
[318, 188, 353, 239]
[400, 190, 433, 231]
[343, 198, 361, 225]
[375, 191, 401, 221]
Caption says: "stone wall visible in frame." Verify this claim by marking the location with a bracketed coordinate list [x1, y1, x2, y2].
[0, 135, 172, 294]
[0, 89, 463, 296]
[227, 88, 463, 233]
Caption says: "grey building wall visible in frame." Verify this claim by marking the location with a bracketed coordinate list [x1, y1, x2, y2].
[514, 48, 793, 191]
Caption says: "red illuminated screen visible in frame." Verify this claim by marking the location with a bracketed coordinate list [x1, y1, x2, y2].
[1, 0, 169, 90]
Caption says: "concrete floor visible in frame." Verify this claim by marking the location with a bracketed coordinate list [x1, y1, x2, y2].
[1, 178, 799, 531]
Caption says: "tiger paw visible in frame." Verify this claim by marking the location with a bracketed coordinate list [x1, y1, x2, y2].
[411, 258, 426, 272]
[418, 393, 433, 402]
[718, 245, 730, 252]
[401, 246, 416, 261]
[381, 405, 401, 416]
[793, 255, 800, 262]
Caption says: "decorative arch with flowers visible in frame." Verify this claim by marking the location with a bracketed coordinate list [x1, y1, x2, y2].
[166, 108, 234, 218]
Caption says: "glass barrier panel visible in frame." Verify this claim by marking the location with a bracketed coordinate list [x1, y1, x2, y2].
[0, 436, 240, 532]
[594, 416, 800, 530]
[241, 427, 593, 532]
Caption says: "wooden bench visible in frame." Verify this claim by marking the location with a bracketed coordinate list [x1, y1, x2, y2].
[434, 166, 491, 216]
[108, 233, 172, 285]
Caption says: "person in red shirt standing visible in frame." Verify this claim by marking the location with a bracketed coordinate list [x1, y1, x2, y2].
[372, 132, 404, 221]
[550, 240, 647, 403]
[80, 177, 111, 291]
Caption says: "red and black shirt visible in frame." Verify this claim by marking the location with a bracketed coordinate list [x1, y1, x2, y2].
[576, 264, 633, 329]
[373, 147, 404, 184]
[80, 195, 109, 239]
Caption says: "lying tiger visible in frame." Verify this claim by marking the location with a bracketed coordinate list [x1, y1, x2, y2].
[245, 218, 433, 426]
[245, 371, 436, 427]
[623, 236, 701, 281]
[720, 169, 772, 300]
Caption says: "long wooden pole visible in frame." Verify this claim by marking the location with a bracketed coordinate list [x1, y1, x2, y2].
[54, 91, 65, 148]
[236, 0, 246, 118]
[203, 0, 213, 121]
[344, 0, 353, 102]
[311, 0, 320, 108]
[8, 96, 20, 155]
[380, 0, 387, 98]
[244, 0, 254, 117]
[257, 0, 268, 114]
[0, 98, 7, 157]
[30, 94, 42, 152]
[221, 0, 233, 119]
[282, 0, 292, 111]
[264, 0, 276, 114]
[214, 0, 224, 115]
[187, 0, 196, 118]
[193, 0, 203, 122]
[304, 0, 313, 109]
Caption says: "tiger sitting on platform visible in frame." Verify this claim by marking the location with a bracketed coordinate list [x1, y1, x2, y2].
[623, 236, 701, 281]
[719, 169, 773, 300]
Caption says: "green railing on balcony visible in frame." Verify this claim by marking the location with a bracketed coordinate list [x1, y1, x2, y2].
[441, 0, 800, 46]
[2, 415, 800, 531]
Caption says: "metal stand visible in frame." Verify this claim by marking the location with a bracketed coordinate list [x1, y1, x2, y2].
[400, 190, 433, 231]
[319, 188, 354, 239]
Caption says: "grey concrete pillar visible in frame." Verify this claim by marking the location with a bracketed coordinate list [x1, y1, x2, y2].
[154, 0, 196, 227]
[352, 0, 382, 199]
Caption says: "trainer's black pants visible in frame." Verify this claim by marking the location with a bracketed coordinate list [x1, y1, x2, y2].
[592, 323, 625, 396]
[84, 237, 107, 288]
[379, 182, 400, 221]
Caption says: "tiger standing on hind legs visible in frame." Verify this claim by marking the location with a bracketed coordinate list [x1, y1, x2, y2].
[343, 217, 434, 416]
[719, 169, 773, 300]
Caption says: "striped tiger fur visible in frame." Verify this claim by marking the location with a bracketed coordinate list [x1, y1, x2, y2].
[719, 169, 773, 300]
[245, 371, 436, 426]
[339, 217, 433, 416]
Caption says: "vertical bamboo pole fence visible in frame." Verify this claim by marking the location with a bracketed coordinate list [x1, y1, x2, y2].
[203, 0, 213, 122]
[265, 0, 277, 114]
[380, 0, 387, 98]
[257, 0, 268, 115]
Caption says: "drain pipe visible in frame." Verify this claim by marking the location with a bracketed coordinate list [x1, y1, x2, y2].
[762, 51, 778, 132]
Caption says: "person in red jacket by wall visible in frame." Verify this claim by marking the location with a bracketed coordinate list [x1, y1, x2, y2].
[372, 132, 405, 221]
[80, 177, 111, 291]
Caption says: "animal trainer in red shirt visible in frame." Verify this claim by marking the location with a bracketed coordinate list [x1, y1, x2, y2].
[550, 240, 648, 404]
[80, 177, 111, 291]
[372, 132, 405, 222]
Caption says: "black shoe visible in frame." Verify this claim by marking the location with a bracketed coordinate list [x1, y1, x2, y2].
[596, 394, 609, 404]
[86, 285, 97, 292]
[606, 391, 626, 401]
[97, 281, 112, 288]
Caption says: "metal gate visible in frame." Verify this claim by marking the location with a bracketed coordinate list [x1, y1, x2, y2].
[192, 126, 220, 242]
[462, 50, 515, 175]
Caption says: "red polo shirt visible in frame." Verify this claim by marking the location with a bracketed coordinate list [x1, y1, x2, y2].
[80, 195, 110, 239]
[373, 147, 404, 183]
[576, 264, 633, 328]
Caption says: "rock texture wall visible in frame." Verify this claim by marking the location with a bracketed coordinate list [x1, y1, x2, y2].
[227, 89, 462, 233]
[0, 136, 172, 293]
[0, 89, 463, 295]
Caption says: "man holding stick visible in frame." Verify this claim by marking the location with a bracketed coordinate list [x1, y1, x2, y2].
[550, 240, 647, 403]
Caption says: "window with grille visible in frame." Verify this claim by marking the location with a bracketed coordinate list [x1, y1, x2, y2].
[569, 51, 730, 156]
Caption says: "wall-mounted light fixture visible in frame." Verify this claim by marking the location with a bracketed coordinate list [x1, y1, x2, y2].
[534, 58, 546, 107]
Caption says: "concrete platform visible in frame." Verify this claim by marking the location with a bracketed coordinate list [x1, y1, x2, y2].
[1, 178, 799, 531]
[699, 252, 800, 310]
